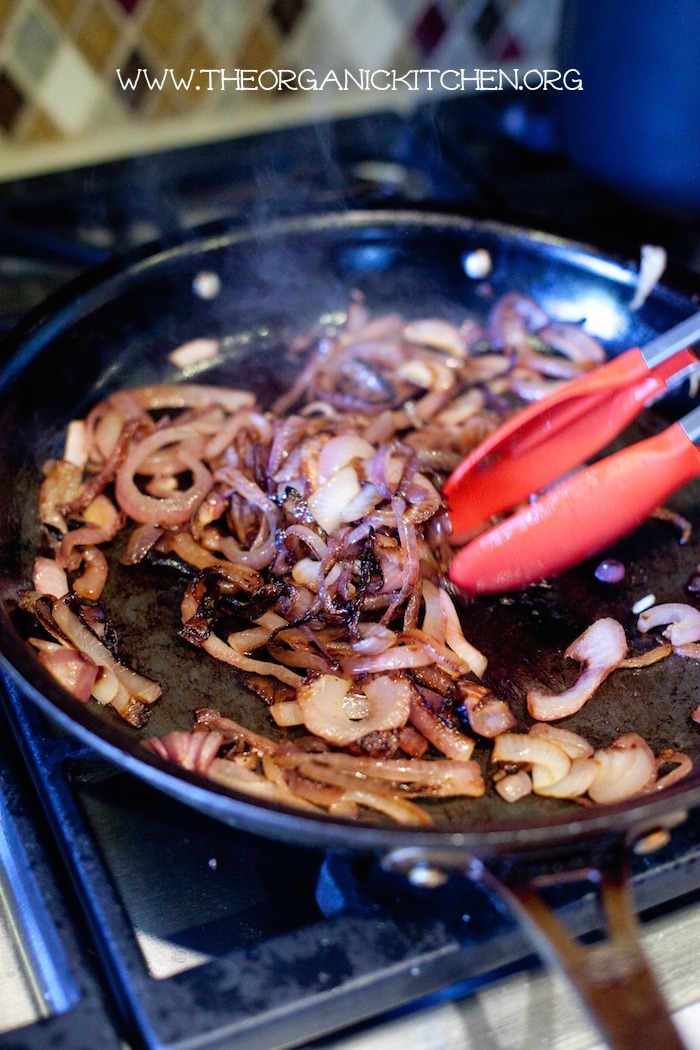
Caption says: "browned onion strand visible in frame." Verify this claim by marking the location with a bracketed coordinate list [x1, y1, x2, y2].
[24, 295, 694, 822]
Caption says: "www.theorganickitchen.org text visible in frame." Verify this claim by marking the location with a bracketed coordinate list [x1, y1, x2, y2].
[115, 67, 583, 93]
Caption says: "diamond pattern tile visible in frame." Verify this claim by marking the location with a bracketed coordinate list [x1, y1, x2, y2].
[269, 0, 306, 37]
[0, 0, 563, 145]
[0, 68, 24, 130]
[10, 2, 61, 81]
[75, 0, 122, 71]
[413, 2, 447, 55]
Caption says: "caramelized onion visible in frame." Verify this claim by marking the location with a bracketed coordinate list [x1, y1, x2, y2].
[52, 596, 161, 705]
[32, 557, 69, 598]
[25, 297, 693, 822]
[637, 602, 700, 646]
[492, 733, 571, 790]
[588, 733, 657, 804]
[115, 425, 212, 525]
[527, 618, 627, 721]
[495, 770, 532, 803]
[296, 673, 412, 746]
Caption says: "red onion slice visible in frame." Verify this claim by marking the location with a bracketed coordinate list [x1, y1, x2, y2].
[296, 673, 412, 746]
[115, 425, 212, 526]
[32, 557, 69, 599]
[637, 602, 700, 646]
[37, 645, 99, 703]
[495, 770, 532, 803]
[492, 733, 571, 790]
[52, 596, 161, 705]
[527, 618, 627, 721]
[588, 733, 657, 804]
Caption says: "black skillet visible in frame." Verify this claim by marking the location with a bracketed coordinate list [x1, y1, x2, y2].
[1, 211, 699, 1049]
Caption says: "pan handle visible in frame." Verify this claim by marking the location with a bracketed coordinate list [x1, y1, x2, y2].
[492, 846, 684, 1050]
[383, 833, 685, 1050]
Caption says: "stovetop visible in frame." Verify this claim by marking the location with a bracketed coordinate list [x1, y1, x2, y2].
[2, 92, 700, 1050]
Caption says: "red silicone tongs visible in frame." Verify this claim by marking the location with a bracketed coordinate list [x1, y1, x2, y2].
[445, 312, 700, 594]
[444, 312, 700, 542]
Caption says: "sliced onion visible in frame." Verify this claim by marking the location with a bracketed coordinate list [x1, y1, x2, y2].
[653, 750, 692, 791]
[403, 318, 468, 358]
[537, 323, 606, 365]
[408, 695, 475, 760]
[118, 383, 255, 415]
[351, 624, 397, 655]
[339, 484, 382, 523]
[39, 459, 83, 531]
[527, 618, 627, 721]
[535, 757, 599, 798]
[337, 789, 433, 825]
[167, 338, 220, 369]
[495, 770, 532, 803]
[308, 466, 361, 533]
[435, 389, 485, 426]
[115, 425, 212, 526]
[675, 642, 700, 660]
[488, 293, 550, 352]
[296, 673, 412, 746]
[37, 645, 98, 703]
[200, 630, 302, 688]
[421, 580, 445, 642]
[206, 757, 286, 802]
[456, 680, 515, 738]
[438, 587, 487, 677]
[288, 750, 484, 797]
[528, 722, 594, 759]
[588, 733, 657, 804]
[91, 667, 120, 705]
[317, 434, 375, 485]
[397, 725, 429, 758]
[72, 546, 109, 601]
[52, 596, 161, 704]
[291, 557, 322, 590]
[343, 642, 435, 675]
[630, 244, 667, 311]
[269, 700, 304, 726]
[492, 733, 571, 790]
[63, 420, 88, 467]
[637, 602, 700, 646]
[619, 644, 672, 668]
[143, 729, 223, 775]
[651, 506, 692, 544]
[32, 557, 69, 598]
[195, 709, 280, 754]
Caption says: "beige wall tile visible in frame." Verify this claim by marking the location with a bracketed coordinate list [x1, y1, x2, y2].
[141, 0, 187, 60]
[75, 0, 122, 69]
[17, 102, 61, 140]
[0, 0, 21, 31]
[42, 0, 80, 25]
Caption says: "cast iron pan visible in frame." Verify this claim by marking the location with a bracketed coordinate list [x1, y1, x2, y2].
[0, 211, 699, 1048]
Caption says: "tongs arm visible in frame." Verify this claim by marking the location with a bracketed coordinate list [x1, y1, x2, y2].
[449, 411, 700, 594]
[445, 312, 700, 539]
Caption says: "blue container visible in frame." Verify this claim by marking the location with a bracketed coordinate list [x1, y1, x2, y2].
[557, 0, 700, 211]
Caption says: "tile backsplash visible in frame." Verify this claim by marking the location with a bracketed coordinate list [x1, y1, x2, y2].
[0, 0, 562, 172]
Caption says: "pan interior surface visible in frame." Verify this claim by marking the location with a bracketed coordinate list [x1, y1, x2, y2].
[1, 210, 700, 851]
